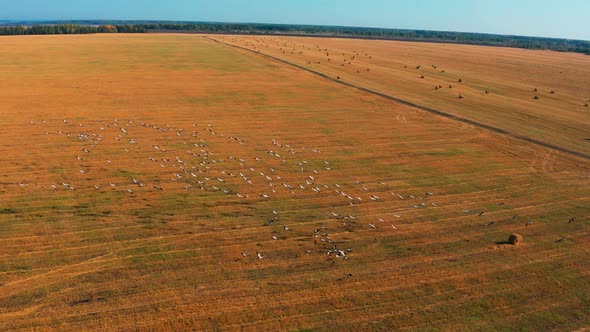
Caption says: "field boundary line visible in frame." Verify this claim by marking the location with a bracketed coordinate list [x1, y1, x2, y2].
[204, 36, 590, 161]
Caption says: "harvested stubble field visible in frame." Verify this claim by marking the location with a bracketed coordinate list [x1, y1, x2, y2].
[215, 35, 590, 158]
[0, 34, 589, 331]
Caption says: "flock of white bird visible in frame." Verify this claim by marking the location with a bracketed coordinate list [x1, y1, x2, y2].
[22, 118, 547, 262]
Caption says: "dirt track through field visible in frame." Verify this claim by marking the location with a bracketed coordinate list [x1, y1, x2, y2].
[206, 36, 590, 161]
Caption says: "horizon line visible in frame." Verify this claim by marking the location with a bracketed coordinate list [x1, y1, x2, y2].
[1, 19, 588, 42]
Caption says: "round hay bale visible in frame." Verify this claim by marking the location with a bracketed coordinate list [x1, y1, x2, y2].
[509, 234, 523, 246]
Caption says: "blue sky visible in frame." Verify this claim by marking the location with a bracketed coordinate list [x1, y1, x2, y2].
[2, 0, 589, 40]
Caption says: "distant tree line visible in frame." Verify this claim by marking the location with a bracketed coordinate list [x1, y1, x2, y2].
[1, 21, 588, 55]
[0, 24, 144, 35]
[136, 23, 590, 54]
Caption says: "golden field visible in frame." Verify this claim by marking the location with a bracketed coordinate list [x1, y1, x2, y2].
[215, 35, 590, 157]
[0, 34, 588, 331]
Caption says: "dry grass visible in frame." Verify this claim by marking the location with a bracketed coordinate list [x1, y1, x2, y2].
[0, 34, 589, 331]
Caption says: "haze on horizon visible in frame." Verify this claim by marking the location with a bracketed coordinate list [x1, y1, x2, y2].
[2, 0, 589, 41]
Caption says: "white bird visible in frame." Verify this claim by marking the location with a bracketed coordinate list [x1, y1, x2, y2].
[257, 252, 263, 260]
[369, 224, 377, 229]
